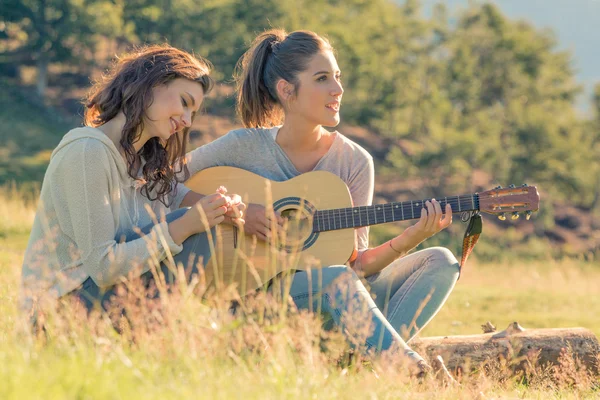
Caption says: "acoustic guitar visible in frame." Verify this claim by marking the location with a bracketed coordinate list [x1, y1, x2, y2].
[186, 167, 540, 294]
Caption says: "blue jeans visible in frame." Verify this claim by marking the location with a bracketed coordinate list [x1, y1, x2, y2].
[365, 247, 460, 341]
[282, 247, 459, 362]
[281, 266, 423, 362]
[69, 208, 214, 311]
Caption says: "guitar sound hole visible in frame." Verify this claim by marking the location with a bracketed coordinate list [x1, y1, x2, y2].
[279, 208, 312, 246]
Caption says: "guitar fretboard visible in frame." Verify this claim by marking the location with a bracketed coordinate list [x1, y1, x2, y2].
[312, 195, 480, 232]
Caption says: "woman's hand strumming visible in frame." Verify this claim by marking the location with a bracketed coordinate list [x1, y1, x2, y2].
[241, 203, 284, 242]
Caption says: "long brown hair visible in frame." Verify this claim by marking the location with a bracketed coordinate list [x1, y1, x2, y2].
[84, 44, 214, 206]
[235, 29, 332, 128]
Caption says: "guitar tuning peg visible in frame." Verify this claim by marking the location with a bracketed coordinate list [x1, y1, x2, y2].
[495, 185, 502, 190]
[509, 184, 515, 188]
[525, 210, 532, 220]
[511, 212, 519, 220]
[521, 183, 528, 187]
[498, 213, 507, 221]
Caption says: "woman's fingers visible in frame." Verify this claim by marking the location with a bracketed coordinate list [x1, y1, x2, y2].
[432, 198, 443, 218]
[261, 216, 284, 241]
[224, 215, 245, 227]
[418, 206, 427, 228]
[265, 214, 285, 228]
[200, 196, 227, 214]
[205, 205, 228, 225]
[417, 199, 452, 235]
[441, 203, 453, 228]
[254, 227, 269, 242]
[233, 197, 246, 214]
[199, 193, 227, 212]
[225, 204, 244, 219]
[205, 192, 225, 202]
[227, 194, 246, 218]
[256, 233, 268, 242]
[264, 211, 284, 227]
[425, 200, 436, 231]
[407, 199, 454, 243]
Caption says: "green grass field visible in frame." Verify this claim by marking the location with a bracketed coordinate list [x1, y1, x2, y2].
[1, 186, 599, 399]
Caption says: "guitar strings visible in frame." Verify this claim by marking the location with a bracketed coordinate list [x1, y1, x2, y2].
[316, 196, 476, 216]
[312, 196, 478, 230]
[311, 190, 533, 231]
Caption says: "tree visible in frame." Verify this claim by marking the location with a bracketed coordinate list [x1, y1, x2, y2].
[588, 83, 600, 211]
[0, 0, 131, 99]
[122, 0, 289, 81]
[379, 3, 591, 202]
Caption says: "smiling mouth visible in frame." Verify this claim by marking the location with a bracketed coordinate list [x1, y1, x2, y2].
[325, 103, 340, 112]
[170, 118, 180, 134]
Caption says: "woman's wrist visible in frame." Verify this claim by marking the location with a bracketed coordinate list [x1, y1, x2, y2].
[389, 238, 404, 255]
[167, 210, 195, 245]
[390, 227, 425, 256]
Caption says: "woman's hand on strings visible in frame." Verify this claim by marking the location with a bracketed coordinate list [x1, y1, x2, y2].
[243, 203, 285, 242]
[393, 199, 452, 252]
[411, 199, 453, 239]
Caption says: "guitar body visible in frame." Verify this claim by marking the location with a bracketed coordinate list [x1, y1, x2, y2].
[185, 167, 356, 293]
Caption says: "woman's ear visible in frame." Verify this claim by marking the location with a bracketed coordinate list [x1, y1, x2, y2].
[275, 79, 295, 102]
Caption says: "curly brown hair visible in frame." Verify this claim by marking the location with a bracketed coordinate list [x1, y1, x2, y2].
[84, 44, 214, 207]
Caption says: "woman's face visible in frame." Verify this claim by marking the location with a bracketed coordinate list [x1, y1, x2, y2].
[286, 50, 344, 127]
[143, 78, 205, 144]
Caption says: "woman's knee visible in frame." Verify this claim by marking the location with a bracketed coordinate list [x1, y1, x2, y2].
[425, 247, 460, 273]
[170, 226, 216, 279]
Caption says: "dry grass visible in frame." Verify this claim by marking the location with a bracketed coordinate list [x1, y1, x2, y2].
[1, 186, 599, 400]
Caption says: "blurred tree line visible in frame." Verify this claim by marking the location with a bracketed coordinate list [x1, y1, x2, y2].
[1, 0, 599, 222]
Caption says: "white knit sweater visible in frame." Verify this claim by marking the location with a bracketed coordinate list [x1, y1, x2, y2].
[21, 127, 190, 306]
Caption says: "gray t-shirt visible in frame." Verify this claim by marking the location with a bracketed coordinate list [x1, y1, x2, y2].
[185, 127, 375, 251]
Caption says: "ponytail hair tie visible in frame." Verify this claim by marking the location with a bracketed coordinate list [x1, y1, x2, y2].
[270, 40, 281, 54]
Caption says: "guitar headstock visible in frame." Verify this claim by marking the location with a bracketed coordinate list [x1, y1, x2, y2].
[479, 184, 540, 220]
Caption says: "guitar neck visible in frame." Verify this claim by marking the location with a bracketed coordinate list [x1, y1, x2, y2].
[312, 194, 480, 232]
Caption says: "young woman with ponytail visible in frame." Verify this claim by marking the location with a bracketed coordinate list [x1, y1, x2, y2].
[182, 30, 459, 377]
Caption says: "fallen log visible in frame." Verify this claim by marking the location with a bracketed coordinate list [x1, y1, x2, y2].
[411, 322, 600, 375]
